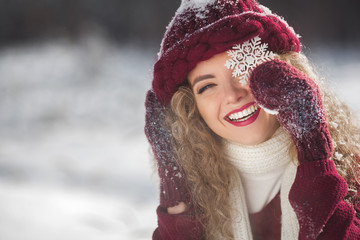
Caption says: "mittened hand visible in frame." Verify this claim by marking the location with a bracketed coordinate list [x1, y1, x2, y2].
[144, 90, 190, 208]
[249, 59, 333, 163]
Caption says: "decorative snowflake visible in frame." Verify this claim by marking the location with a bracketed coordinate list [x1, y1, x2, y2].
[224, 36, 275, 85]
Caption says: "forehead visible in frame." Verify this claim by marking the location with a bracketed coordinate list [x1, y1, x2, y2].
[188, 51, 229, 83]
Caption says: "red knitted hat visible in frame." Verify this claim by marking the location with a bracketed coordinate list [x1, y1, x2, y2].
[152, 0, 301, 105]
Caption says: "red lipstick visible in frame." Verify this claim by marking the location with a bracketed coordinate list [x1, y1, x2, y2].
[225, 102, 260, 127]
[226, 102, 256, 116]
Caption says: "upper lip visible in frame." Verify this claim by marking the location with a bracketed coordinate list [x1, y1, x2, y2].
[225, 101, 257, 118]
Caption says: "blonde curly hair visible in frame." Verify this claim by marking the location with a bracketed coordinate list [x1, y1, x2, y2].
[164, 52, 360, 239]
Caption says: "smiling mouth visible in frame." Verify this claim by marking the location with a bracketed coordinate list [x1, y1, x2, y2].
[226, 104, 259, 122]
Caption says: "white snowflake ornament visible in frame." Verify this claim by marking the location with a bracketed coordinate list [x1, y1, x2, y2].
[225, 36, 275, 85]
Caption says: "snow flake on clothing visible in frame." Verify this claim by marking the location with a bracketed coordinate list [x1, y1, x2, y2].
[225, 36, 275, 85]
[177, 0, 215, 16]
[334, 151, 344, 160]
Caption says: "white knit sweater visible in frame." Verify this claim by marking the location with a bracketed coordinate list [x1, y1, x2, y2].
[223, 127, 300, 239]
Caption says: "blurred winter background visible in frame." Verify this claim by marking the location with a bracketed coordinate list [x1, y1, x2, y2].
[0, 0, 359, 239]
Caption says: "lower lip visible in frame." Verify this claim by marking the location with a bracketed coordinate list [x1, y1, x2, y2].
[225, 108, 261, 127]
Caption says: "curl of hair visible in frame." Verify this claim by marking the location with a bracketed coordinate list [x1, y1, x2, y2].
[164, 52, 360, 239]
[166, 86, 238, 239]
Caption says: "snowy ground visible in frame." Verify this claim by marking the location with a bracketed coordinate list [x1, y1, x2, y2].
[0, 34, 359, 240]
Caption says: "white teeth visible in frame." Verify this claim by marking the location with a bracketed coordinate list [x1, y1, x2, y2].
[228, 104, 259, 121]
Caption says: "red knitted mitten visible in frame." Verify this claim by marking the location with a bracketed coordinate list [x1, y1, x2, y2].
[144, 90, 190, 208]
[249, 59, 333, 163]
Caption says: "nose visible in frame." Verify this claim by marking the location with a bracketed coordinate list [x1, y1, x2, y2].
[223, 78, 249, 105]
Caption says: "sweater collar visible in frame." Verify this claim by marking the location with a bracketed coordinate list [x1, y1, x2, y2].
[223, 127, 293, 174]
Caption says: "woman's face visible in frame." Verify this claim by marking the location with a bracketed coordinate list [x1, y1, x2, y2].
[188, 51, 279, 145]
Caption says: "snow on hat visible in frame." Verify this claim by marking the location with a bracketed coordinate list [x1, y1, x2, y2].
[152, 0, 301, 105]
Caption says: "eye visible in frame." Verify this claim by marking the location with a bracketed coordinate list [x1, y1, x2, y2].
[198, 83, 216, 94]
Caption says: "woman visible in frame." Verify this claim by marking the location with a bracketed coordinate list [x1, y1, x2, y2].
[145, 0, 360, 239]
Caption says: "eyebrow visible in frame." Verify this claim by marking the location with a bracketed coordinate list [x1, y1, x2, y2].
[191, 74, 215, 87]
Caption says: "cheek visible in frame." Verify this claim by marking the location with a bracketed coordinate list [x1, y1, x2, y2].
[266, 112, 279, 125]
[196, 100, 219, 126]
[258, 111, 280, 134]
[197, 102, 211, 123]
